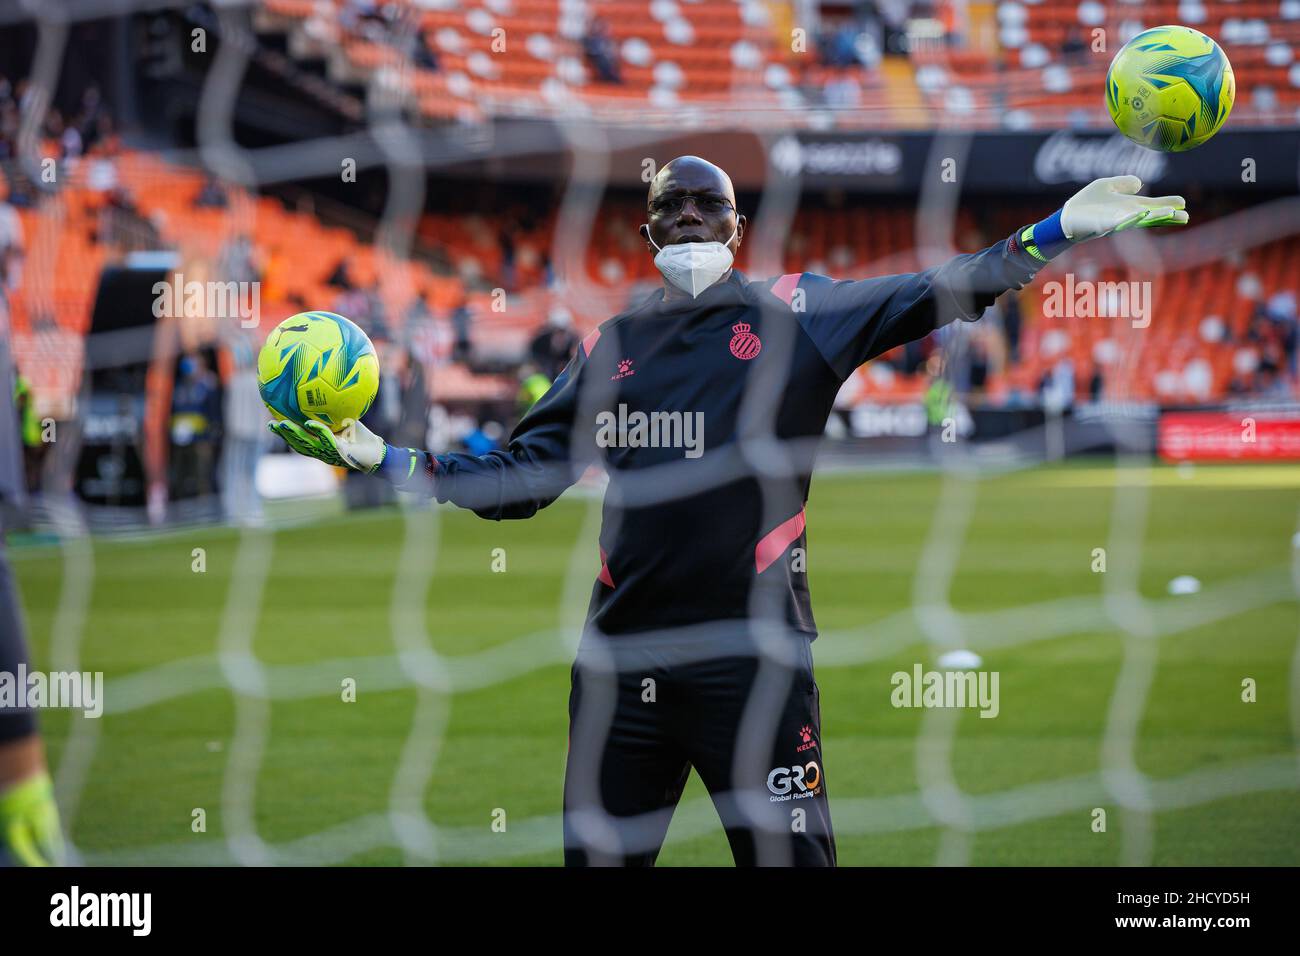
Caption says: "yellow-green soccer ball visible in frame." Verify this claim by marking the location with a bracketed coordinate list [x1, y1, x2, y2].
[257, 311, 379, 431]
[1105, 25, 1235, 152]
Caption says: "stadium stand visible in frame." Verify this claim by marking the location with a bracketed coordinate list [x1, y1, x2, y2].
[6, 138, 1297, 416]
[251, 0, 1300, 130]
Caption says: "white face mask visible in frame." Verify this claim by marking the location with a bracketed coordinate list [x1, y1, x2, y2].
[648, 226, 738, 298]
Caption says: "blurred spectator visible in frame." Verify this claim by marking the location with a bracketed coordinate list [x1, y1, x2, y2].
[373, 338, 404, 437]
[59, 118, 83, 161]
[346, 338, 401, 509]
[86, 148, 119, 193]
[260, 245, 288, 304]
[583, 18, 621, 83]
[923, 353, 951, 427]
[12, 368, 42, 494]
[825, 75, 863, 109]
[395, 346, 430, 450]
[463, 420, 504, 456]
[937, 0, 967, 48]
[450, 293, 473, 362]
[1263, 290, 1298, 376]
[362, 280, 389, 339]
[0, 337, 28, 529]
[218, 232, 260, 285]
[409, 27, 439, 71]
[1089, 366, 1104, 402]
[902, 332, 934, 375]
[498, 225, 517, 291]
[1061, 27, 1089, 63]
[169, 353, 222, 500]
[332, 283, 369, 325]
[517, 362, 551, 418]
[219, 332, 266, 526]
[1245, 306, 1287, 389]
[1039, 358, 1075, 413]
[1002, 292, 1022, 362]
[427, 241, 453, 274]
[1259, 341, 1284, 379]
[820, 23, 867, 68]
[98, 187, 162, 250]
[1255, 367, 1293, 399]
[852, 0, 885, 59]
[342, 0, 399, 42]
[405, 289, 432, 325]
[876, 0, 911, 54]
[194, 174, 229, 209]
[73, 86, 105, 151]
[0, 75, 17, 160]
[0, 182, 24, 297]
[967, 335, 989, 392]
[12, 370, 37, 445]
[92, 113, 121, 156]
[43, 109, 65, 154]
[528, 305, 580, 380]
[326, 258, 356, 290]
[425, 403, 452, 454]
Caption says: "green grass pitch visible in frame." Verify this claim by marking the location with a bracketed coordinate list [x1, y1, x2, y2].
[10, 462, 1300, 865]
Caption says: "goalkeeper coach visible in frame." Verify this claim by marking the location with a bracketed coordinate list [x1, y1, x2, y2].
[272, 156, 1187, 866]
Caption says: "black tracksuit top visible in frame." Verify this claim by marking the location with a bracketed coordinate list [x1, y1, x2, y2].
[382, 230, 1048, 639]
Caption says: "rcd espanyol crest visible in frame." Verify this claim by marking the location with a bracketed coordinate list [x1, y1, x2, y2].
[729, 321, 761, 360]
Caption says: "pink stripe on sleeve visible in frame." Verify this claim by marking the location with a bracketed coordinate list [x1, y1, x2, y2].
[755, 508, 807, 574]
[769, 273, 802, 307]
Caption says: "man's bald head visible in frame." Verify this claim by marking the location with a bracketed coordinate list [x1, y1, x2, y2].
[646, 156, 737, 209]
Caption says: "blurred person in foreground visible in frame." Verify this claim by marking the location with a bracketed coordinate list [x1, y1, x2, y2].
[270, 157, 1189, 867]
[0, 304, 63, 866]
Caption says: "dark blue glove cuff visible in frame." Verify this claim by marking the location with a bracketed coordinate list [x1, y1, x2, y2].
[378, 443, 428, 487]
[1017, 209, 1072, 262]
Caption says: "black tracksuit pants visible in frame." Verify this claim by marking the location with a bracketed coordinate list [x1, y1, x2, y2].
[562, 632, 835, 867]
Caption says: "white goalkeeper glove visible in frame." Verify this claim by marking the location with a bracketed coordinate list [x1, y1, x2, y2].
[267, 418, 387, 473]
[1018, 175, 1189, 262]
[1061, 175, 1188, 241]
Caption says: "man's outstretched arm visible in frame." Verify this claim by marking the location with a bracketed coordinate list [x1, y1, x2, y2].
[270, 338, 595, 520]
[781, 175, 1187, 380]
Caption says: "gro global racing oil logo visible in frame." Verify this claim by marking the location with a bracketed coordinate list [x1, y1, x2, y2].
[767, 760, 822, 802]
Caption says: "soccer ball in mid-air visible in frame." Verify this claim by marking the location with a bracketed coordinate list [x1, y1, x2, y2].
[1105, 25, 1235, 152]
[257, 311, 380, 431]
